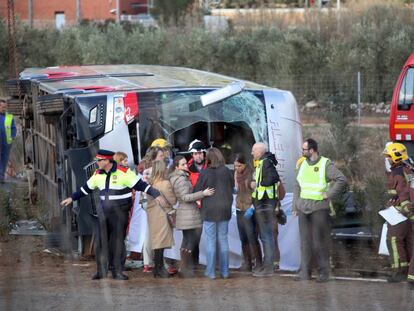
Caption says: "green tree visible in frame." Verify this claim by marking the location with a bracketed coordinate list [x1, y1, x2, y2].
[152, 0, 195, 26]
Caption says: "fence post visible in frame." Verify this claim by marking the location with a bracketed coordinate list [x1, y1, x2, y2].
[357, 71, 361, 127]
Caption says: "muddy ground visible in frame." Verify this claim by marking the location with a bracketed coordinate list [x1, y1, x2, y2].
[0, 235, 412, 311]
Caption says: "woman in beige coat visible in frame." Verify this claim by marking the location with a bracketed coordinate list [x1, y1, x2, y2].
[169, 156, 214, 277]
[147, 160, 177, 278]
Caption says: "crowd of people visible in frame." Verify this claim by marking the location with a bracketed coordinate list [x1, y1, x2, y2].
[3, 96, 414, 287]
[56, 134, 412, 289]
[61, 138, 275, 280]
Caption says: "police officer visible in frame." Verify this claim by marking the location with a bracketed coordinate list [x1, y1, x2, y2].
[382, 142, 412, 283]
[0, 99, 17, 183]
[250, 142, 282, 277]
[293, 138, 346, 282]
[61, 149, 167, 280]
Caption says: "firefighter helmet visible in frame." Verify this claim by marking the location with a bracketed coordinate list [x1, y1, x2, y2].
[383, 142, 409, 164]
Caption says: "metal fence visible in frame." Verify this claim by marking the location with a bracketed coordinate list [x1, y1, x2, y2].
[273, 72, 400, 106]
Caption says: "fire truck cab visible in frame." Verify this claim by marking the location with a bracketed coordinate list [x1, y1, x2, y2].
[390, 52, 414, 150]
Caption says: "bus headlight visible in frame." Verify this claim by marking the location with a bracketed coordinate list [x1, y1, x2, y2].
[114, 97, 125, 126]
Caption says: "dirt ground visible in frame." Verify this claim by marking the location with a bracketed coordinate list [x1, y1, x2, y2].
[0, 114, 408, 310]
[0, 235, 412, 311]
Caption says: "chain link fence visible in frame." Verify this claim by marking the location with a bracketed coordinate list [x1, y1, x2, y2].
[273, 72, 401, 106]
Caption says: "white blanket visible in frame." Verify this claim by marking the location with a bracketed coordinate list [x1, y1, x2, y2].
[128, 193, 301, 271]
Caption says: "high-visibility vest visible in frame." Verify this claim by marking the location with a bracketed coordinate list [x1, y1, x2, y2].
[297, 156, 329, 201]
[4, 113, 13, 144]
[252, 158, 279, 200]
[83, 166, 140, 208]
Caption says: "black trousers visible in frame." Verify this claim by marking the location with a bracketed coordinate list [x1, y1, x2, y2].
[95, 205, 129, 275]
[298, 209, 331, 277]
[154, 248, 164, 266]
[181, 228, 201, 251]
[191, 227, 202, 264]
[236, 210, 260, 261]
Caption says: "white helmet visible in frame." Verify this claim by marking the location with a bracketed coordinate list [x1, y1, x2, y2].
[188, 139, 206, 153]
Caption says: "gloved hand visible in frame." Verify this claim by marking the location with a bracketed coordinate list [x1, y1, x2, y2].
[275, 208, 287, 225]
[244, 206, 255, 219]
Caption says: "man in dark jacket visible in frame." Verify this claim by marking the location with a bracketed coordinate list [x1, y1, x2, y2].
[187, 139, 208, 187]
[250, 142, 281, 277]
[187, 139, 208, 266]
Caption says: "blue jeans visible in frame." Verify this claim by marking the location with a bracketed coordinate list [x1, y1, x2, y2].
[0, 143, 11, 181]
[203, 220, 229, 278]
[254, 204, 275, 269]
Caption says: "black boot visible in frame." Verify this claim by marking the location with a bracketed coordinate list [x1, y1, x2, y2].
[92, 272, 106, 280]
[387, 267, 408, 283]
[240, 244, 252, 272]
[178, 249, 194, 278]
[294, 267, 311, 281]
[112, 271, 129, 280]
[92, 266, 108, 280]
[153, 249, 171, 278]
[252, 243, 263, 273]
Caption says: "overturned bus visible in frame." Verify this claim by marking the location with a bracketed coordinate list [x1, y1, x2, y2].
[6, 65, 302, 258]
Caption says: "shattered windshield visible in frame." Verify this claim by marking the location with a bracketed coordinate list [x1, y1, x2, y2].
[139, 90, 267, 149]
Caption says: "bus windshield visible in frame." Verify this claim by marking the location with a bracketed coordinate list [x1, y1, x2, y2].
[138, 90, 268, 157]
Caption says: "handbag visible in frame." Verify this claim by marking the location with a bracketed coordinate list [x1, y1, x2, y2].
[166, 210, 176, 228]
[159, 200, 176, 228]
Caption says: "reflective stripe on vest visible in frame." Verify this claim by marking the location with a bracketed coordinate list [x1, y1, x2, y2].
[87, 168, 138, 202]
[395, 200, 411, 213]
[252, 159, 279, 200]
[4, 113, 13, 144]
[297, 156, 329, 201]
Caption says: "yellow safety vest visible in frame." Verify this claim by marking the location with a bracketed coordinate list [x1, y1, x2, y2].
[297, 156, 329, 201]
[4, 113, 13, 144]
[84, 167, 139, 205]
[252, 159, 279, 200]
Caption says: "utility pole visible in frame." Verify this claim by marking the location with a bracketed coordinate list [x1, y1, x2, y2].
[76, 0, 81, 24]
[357, 71, 361, 127]
[116, 0, 120, 23]
[28, 0, 33, 28]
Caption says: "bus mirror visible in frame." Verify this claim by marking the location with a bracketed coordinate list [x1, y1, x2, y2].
[200, 81, 245, 107]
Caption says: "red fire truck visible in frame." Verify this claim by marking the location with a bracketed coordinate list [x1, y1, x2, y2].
[389, 52, 414, 147]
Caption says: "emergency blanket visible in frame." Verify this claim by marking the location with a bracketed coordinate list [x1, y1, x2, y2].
[127, 193, 301, 271]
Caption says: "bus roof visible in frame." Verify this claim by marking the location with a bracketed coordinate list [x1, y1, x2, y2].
[19, 65, 270, 94]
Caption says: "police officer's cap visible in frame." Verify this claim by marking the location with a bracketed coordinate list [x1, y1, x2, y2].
[188, 139, 206, 153]
[96, 149, 115, 160]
